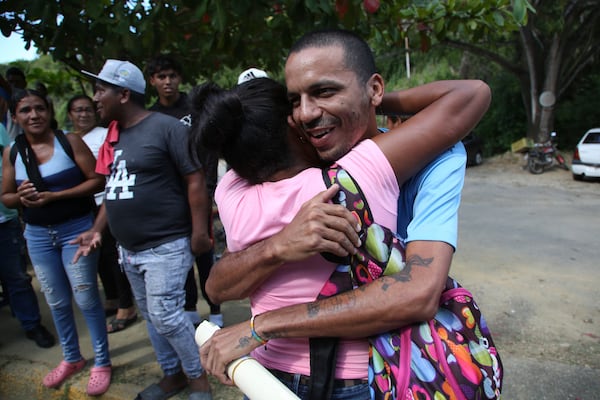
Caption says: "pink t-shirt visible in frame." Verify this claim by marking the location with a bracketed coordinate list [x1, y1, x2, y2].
[215, 139, 398, 379]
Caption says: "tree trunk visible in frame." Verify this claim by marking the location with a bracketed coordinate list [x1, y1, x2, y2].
[537, 34, 562, 142]
[518, 25, 540, 141]
[519, 26, 563, 144]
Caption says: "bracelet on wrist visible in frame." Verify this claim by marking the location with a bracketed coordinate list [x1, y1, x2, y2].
[250, 314, 268, 345]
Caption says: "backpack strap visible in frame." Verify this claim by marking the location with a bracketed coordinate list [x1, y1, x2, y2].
[13, 134, 48, 191]
[10, 130, 74, 165]
[54, 130, 75, 161]
[322, 164, 404, 278]
[319, 164, 376, 265]
[9, 141, 18, 165]
[322, 164, 375, 228]
[9, 130, 75, 192]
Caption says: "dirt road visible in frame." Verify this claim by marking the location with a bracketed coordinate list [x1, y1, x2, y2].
[453, 153, 600, 398]
[456, 153, 599, 364]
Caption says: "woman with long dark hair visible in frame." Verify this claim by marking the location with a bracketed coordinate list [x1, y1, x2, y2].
[1, 89, 112, 396]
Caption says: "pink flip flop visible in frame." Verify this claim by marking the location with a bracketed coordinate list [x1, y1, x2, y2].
[87, 365, 112, 396]
[43, 359, 86, 388]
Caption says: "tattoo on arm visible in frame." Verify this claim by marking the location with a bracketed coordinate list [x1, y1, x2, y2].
[306, 288, 358, 319]
[307, 302, 320, 318]
[407, 254, 433, 268]
[303, 254, 433, 323]
[237, 335, 252, 350]
[391, 254, 434, 284]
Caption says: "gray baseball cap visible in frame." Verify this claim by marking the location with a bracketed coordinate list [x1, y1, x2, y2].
[82, 59, 146, 95]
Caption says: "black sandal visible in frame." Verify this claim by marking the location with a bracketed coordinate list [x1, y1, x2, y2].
[107, 314, 138, 333]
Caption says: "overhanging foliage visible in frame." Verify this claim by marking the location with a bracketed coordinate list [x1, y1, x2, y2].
[1, 0, 529, 81]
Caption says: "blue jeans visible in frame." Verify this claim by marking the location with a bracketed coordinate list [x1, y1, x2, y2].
[119, 236, 202, 379]
[244, 372, 370, 400]
[0, 218, 42, 331]
[24, 214, 110, 367]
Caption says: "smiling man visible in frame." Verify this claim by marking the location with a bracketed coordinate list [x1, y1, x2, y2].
[199, 30, 488, 400]
[285, 43, 377, 163]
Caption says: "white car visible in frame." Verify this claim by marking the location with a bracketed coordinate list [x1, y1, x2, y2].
[572, 128, 600, 180]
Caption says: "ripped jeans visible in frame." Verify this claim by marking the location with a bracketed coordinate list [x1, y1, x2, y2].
[24, 214, 110, 367]
[119, 237, 203, 379]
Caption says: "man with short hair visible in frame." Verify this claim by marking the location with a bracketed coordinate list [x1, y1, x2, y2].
[146, 56, 191, 124]
[76, 59, 213, 400]
[146, 54, 222, 328]
[200, 29, 483, 399]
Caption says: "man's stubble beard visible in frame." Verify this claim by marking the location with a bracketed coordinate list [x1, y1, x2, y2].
[318, 139, 354, 166]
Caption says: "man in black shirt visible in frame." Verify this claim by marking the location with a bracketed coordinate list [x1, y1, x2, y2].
[146, 55, 222, 328]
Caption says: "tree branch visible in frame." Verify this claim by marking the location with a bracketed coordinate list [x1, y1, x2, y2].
[442, 39, 525, 76]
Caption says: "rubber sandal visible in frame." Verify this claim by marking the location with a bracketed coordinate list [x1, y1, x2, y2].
[87, 365, 112, 396]
[107, 314, 138, 333]
[135, 382, 185, 400]
[43, 359, 86, 388]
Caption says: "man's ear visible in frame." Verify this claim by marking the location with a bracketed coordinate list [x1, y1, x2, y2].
[367, 73, 385, 107]
[120, 89, 131, 104]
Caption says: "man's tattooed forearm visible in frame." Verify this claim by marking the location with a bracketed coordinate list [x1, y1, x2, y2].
[306, 289, 358, 318]
[388, 254, 434, 284]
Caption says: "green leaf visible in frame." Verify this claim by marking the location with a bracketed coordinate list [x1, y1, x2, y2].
[512, 0, 527, 24]
[492, 11, 505, 27]
[433, 18, 445, 34]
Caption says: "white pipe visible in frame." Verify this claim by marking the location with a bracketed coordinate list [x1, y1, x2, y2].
[195, 321, 301, 400]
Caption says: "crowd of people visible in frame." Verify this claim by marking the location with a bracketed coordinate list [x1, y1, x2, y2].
[1, 28, 500, 400]
[1, 58, 218, 399]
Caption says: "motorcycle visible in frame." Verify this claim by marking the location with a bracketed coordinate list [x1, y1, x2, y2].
[526, 131, 569, 174]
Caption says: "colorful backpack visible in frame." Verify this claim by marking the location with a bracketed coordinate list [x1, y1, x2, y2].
[320, 165, 503, 400]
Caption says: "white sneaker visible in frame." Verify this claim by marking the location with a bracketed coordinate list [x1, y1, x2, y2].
[185, 311, 202, 327]
[209, 313, 224, 328]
